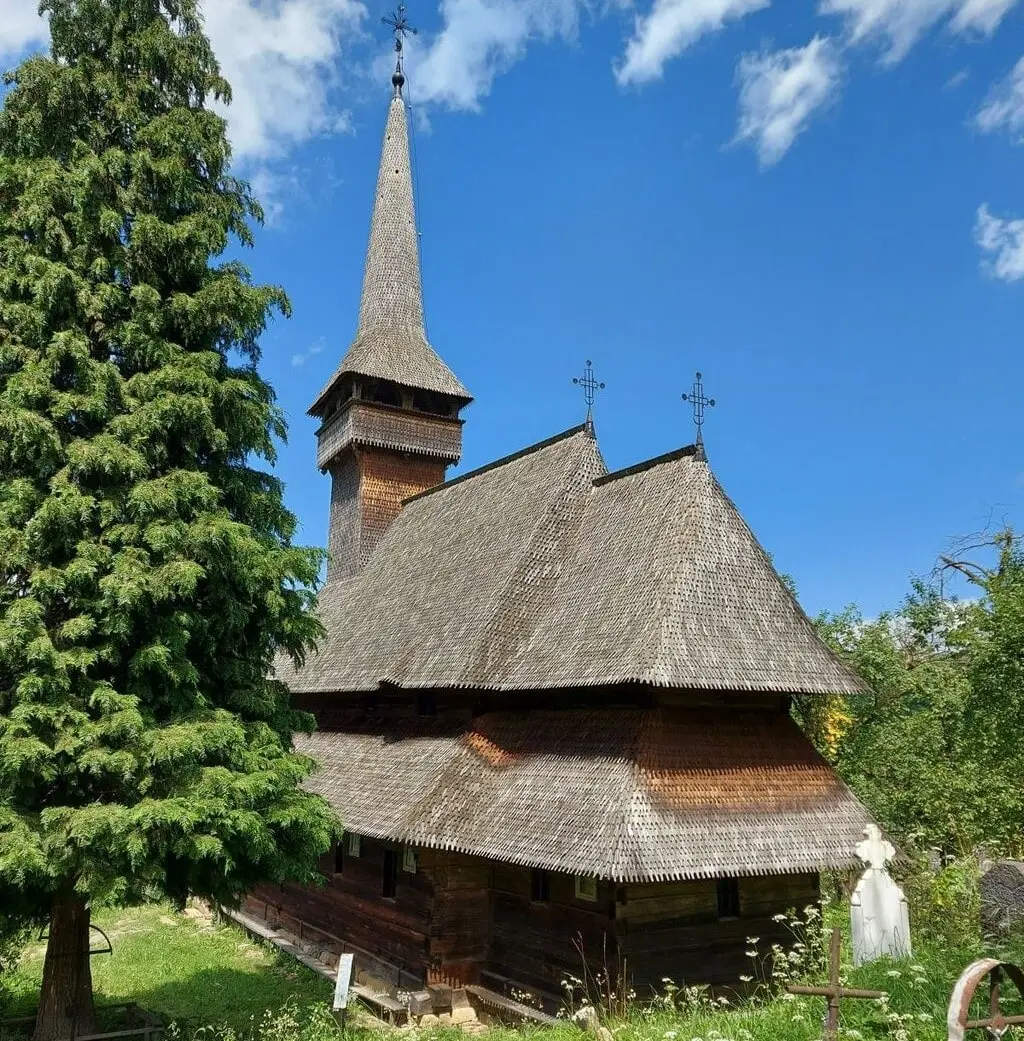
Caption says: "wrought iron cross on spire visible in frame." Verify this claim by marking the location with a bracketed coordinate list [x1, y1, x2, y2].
[573, 360, 605, 430]
[681, 371, 715, 453]
[383, 3, 417, 89]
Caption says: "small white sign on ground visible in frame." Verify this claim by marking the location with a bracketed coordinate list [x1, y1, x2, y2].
[850, 823, 912, 965]
[333, 953, 355, 1012]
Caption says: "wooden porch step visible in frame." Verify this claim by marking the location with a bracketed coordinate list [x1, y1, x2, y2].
[465, 984, 561, 1026]
[351, 985, 408, 1018]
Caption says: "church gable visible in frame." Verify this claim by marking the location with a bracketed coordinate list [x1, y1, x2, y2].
[284, 425, 604, 692]
[521, 448, 864, 694]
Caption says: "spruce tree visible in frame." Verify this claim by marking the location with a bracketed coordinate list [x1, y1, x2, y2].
[0, 3, 340, 1037]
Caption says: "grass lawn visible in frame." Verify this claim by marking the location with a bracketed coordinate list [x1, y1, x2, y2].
[1, 903, 332, 1034]
[4, 890, 1024, 1041]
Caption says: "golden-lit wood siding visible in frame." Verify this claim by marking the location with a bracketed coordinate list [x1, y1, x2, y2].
[326, 447, 447, 580]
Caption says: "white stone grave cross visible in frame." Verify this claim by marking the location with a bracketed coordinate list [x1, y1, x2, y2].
[850, 823, 912, 966]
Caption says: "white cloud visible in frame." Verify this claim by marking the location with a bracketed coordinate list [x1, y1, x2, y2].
[0, 0, 361, 166]
[292, 337, 327, 366]
[818, 0, 1021, 63]
[975, 55, 1024, 140]
[615, 0, 768, 86]
[250, 166, 303, 227]
[975, 204, 1024, 282]
[734, 35, 842, 165]
[408, 0, 582, 110]
[201, 0, 363, 163]
[949, 0, 1019, 33]
[0, 0, 47, 58]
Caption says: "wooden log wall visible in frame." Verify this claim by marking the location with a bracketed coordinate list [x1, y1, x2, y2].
[616, 873, 820, 993]
[488, 863, 619, 1002]
[246, 836, 819, 1002]
[421, 850, 491, 986]
[247, 835, 432, 991]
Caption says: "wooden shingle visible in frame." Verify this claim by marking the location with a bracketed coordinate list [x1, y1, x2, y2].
[278, 426, 863, 696]
[297, 709, 873, 882]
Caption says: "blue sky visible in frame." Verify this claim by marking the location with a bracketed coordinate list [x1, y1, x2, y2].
[3, 0, 1024, 618]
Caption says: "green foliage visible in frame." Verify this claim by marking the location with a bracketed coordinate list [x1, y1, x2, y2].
[0, 0, 339, 940]
[1, 904, 331, 1031]
[899, 855, 981, 950]
[804, 536, 1024, 856]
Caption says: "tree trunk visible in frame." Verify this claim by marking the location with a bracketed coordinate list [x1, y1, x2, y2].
[34, 895, 96, 1041]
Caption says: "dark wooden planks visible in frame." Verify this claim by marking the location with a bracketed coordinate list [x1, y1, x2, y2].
[423, 850, 491, 984]
[250, 835, 433, 986]
[617, 873, 821, 992]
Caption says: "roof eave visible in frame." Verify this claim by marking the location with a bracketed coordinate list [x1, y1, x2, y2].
[285, 674, 867, 696]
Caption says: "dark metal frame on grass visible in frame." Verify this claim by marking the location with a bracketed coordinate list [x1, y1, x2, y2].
[1, 1003, 164, 1041]
[947, 958, 1024, 1041]
[785, 928, 887, 1041]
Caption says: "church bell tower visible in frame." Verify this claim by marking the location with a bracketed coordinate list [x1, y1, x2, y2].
[309, 26, 471, 581]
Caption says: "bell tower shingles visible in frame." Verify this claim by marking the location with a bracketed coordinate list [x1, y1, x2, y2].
[358, 90, 424, 338]
[310, 80, 471, 581]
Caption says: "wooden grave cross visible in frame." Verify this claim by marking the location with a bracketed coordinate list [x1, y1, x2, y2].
[786, 927, 887, 1041]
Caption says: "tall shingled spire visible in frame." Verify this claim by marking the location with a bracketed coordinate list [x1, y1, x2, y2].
[309, 17, 470, 414]
[357, 88, 422, 336]
[309, 32, 471, 581]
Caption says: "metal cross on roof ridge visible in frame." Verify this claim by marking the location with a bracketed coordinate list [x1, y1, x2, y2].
[573, 359, 605, 431]
[681, 370, 715, 454]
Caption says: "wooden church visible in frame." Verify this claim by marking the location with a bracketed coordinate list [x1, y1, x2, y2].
[244, 48, 874, 1013]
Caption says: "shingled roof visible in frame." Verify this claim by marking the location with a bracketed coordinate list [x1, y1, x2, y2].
[280, 425, 864, 695]
[297, 708, 874, 881]
[311, 93, 470, 415]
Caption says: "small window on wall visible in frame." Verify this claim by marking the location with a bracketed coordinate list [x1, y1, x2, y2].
[346, 833, 361, 858]
[530, 869, 550, 903]
[717, 877, 740, 919]
[334, 843, 344, 875]
[382, 849, 398, 898]
[402, 847, 418, 874]
[575, 876, 598, 902]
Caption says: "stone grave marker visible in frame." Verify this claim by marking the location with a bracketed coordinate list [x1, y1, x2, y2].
[850, 823, 912, 966]
[981, 861, 1024, 935]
